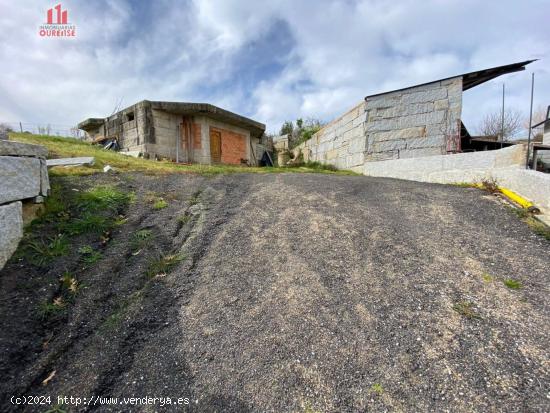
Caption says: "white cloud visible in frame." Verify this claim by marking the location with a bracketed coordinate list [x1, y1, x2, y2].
[0, 0, 548, 136]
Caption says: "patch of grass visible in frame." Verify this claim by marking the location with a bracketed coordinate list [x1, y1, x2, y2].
[60, 272, 79, 294]
[25, 234, 69, 266]
[102, 291, 142, 330]
[78, 245, 102, 265]
[482, 273, 494, 283]
[44, 404, 67, 413]
[146, 253, 185, 278]
[130, 229, 153, 251]
[62, 214, 111, 235]
[525, 217, 550, 240]
[188, 190, 202, 206]
[153, 198, 168, 210]
[503, 279, 522, 290]
[370, 383, 384, 395]
[76, 185, 133, 213]
[507, 206, 550, 241]
[9, 133, 356, 176]
[453, 301, 481, 319]
[61, 185, 132, 235]
[38, 298, 66, 319]
[177, 214, 191, 225]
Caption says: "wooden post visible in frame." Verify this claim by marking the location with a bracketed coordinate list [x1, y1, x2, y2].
[19, 122, 23, 133]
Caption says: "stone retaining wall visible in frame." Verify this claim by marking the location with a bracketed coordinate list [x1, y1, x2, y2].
[0, 140, 50, 269]
[292, 77, 463, 171]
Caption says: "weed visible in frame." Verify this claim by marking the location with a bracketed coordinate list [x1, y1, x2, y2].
[45, 405, 67, 413]
[525, 218, 550, 241]
[153, 198, 168, 210]
[26, 234, 69, 266]
[60, 272, 79, 293]
[80, 248, 102, 265]
[370, 383, 384, 395]
[503, 279, 522, 289]
[63, 213, 110, 235]
[146, 253, 185, 278]
[510, 207, 530, 219]
[480, 178, 499, 194]
[130, 229, 153, 251]
[76, 185, 132, 213]
[102, 291, 142, 330]
[39, 298, 65, 319]
[482, 273, 494, 283]
[114, 215, 128, 226]
[453, 301, 481, 319]
[177, 214, 191, 225]
[188, 190, 202, 206]
[507, 206, 550, 241]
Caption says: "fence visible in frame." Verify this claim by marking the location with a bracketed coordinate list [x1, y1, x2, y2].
[0, 122, 83, 139]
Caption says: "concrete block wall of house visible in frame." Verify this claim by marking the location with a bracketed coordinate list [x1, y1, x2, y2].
[78, 101, 265, 166]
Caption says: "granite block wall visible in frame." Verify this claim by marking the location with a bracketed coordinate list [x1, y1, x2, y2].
[294, 77, 463, 171]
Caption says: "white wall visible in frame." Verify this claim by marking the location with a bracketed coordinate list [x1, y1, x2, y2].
[362, 144, 550, 214]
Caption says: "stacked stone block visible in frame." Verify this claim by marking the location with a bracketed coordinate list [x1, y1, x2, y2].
[294, 77, 463, 171]
[0, 140, 50, 269]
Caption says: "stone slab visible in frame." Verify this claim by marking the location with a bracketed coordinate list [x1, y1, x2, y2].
[0, 156, 41, 204]
[0, 140, 48, 157]
[47, 157, 95, 166]
[0, 201, 23, 270]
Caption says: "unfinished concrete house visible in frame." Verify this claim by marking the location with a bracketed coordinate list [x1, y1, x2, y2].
[78, 101, 266, 165]
[295, 60, 534, 171]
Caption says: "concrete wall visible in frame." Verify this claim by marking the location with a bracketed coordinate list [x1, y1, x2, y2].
[361, 144, 550, 214]
[294, 77, 463, 170]
[363, 144, 526, 183]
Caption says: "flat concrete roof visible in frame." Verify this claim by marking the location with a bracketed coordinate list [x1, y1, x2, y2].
[149, 101, 266, 138]
[78, 101, 266, 138]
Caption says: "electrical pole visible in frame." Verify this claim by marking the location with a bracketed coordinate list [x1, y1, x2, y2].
[526, 73, 535, 169]
[500, 83, 505, 148]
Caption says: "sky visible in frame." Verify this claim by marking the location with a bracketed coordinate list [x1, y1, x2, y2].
[0, 0, 549, 135]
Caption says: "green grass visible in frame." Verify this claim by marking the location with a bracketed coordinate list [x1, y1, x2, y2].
[177, 214, 191, 225]
[38, 298, 65, 319]
[130, 229, 153, 251]
[152, 198, 168, 210]
[60, 271, 79, 293]
[9, 132, 356, 176]
[507, 206, 550, 241]
[101, 291, 142, 330]
[78, 245, 102, 264]
[146, 253, 185, 278]
[503, 279, 522, 290]
[188, 190, 202, 206]
[370, 383, 384, 395]
[482, 273, 494, 283]
[453, 301, 481, 319]
[25, 234, 69, 266]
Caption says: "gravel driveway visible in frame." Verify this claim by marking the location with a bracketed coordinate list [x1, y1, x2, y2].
[1, 172, 549, 412]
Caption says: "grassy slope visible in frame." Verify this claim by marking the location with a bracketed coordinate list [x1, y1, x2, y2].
[9, 133, 356, 177]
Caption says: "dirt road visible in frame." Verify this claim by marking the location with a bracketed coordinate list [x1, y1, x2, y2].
[1, 172, 549, 412]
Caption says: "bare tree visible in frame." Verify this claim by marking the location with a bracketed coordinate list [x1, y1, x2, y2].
[524, 105, 548, 141]
[478, 108, 523, 140]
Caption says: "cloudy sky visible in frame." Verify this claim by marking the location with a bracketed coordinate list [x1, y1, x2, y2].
[0, 0, 549, 134]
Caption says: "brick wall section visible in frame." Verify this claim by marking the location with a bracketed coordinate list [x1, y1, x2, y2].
[294, 77, 463, 170]
[212, 127, 246, 165]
